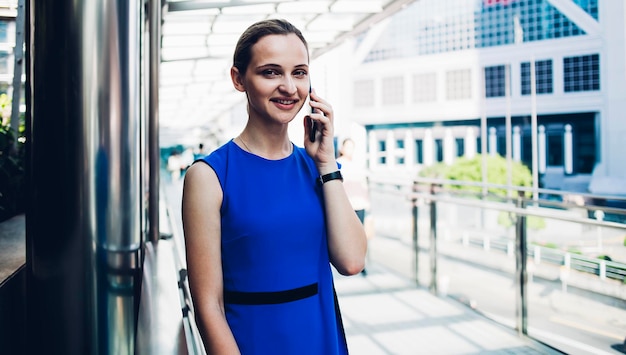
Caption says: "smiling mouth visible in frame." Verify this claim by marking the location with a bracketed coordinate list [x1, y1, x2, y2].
[271, 99, 298, 105]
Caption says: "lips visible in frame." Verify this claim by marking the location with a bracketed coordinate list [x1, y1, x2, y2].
[270, 98, 299, 109]
[271, 98, 297, 105]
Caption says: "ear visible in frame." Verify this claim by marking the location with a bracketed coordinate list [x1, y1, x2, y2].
[231, 67, 246, 92]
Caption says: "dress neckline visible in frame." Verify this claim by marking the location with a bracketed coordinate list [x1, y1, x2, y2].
[231, 139, 295, 162]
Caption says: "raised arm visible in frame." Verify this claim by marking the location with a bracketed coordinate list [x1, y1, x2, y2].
[318, 169, 368, 275]
[182, 162, 241, 354]
[304, 89, 367, 275]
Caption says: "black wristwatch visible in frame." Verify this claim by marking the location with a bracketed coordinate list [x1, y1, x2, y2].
[317, 170, 343, 187]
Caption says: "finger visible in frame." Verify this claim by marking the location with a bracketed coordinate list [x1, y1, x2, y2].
[309, 96, 333, 121]
[309, 90, 327, 110]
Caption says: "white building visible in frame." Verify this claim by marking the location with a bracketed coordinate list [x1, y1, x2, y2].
[343, 0, 625, 195]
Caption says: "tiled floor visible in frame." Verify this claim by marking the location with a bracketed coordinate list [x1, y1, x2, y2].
[334, 264, 562, 354]
[161, 180, 565, 354]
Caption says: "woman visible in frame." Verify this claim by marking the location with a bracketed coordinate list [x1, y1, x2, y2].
[182, 19, 367, 354]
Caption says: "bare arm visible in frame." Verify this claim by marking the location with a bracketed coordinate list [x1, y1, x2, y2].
[304, 89, 367, 275]
[319, 174, 368, 275]
[182, 163, 241, 354]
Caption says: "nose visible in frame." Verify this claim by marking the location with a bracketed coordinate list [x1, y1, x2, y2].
[278, 76, 297, 95]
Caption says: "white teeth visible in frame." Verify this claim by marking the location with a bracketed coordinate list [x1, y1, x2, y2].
[276, 99, 295, 105]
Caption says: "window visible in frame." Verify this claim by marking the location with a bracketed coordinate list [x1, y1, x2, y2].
[396, 139, 405, 165]
[435, 139, 444, 162]
[382, 76, 404, 105]
[497, 134, 506, 157]
[378, 140, 386, 164]
[0, 52, 8, 75]
[484, 65, 508, 98]
[0, 21, 7, 43]
[564, 54, 600, 92]
[455, 138, 464, 157]
[547, 134, 564, 166]
[354, 80, 375, 107]
[521, 59, 553, 95]
[575, 120, 596, 173]
[415, 139, 424, 164]
[446, 69, 471, 100]
[0, 82, 8, 96]
[413, 73, 437, 103]
[522, 133, 532, 169]
[573, 0, 599, 20]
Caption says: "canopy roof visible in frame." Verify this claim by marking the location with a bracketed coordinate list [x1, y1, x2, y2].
[160, 0, 415, 146]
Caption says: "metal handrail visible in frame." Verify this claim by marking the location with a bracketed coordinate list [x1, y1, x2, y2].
[368, 174, 626, 338]
[370, 174, 626, 202]
[162, 192, 207, 355]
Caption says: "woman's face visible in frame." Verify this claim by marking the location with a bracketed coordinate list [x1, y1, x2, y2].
[232, 33, 309, 125]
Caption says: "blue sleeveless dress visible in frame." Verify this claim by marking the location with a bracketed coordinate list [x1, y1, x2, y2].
[200, 140, 348, 355]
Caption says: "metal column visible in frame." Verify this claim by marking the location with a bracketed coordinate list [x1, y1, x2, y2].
[148, 0, 161, 244]
[26, 1, 143, 354]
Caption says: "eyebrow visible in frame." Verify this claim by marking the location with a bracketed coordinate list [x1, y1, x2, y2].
[255, 63, 309, 70]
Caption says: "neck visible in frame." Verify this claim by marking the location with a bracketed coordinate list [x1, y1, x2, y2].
[237, 131, 292, 160]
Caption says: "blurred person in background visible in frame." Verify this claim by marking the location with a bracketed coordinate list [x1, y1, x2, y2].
[337, 137, 371, 276]
[167, 149, 182, 182]
[194, 143, 207, 160]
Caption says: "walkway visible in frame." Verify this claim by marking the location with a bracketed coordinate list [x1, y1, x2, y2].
[163, 180, 560, 354]
[335, 264, 559, 354]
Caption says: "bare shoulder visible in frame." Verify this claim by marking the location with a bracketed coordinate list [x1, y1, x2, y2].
[185, 161, 215, 182]
[182, 162, 223, 207]
[184, 162, 219, 189]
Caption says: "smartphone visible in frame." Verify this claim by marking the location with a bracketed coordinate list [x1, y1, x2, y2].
[308, 84, 317, 142]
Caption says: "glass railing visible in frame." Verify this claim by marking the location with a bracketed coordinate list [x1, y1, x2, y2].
[368, 174, 626, 355]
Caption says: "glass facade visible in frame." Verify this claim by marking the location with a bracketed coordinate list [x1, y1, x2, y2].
[364, 0, 599, 62]
[563, 54, 600, 92]
[484, 65, 508, 98]
[378, 140, 387, 164]
[446, 69, 472, 100]
[382, 76, 404, 105]
[395, 139, 405, 164]
[0, 20, 9, 76]
[413, 73, 437, 103]
[521, 59, 553, 95]
[415, 139, 424, 164]
[360, 0, 603, 182]
[435, 138, 444, 162]
[0, 51, 8, 75]
[455, 138, 465, 157]
[0, 21, 7, 43]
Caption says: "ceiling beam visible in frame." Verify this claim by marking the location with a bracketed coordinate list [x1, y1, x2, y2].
[312, 0, 418, 58]
[167, 0, 283, 12]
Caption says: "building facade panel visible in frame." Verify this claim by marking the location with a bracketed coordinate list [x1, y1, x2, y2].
[350, 0, 625, 193]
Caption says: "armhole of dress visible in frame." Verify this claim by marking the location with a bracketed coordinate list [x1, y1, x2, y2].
[194, 159, 226, 213]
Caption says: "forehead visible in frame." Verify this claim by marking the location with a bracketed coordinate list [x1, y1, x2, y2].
[249, 33, 309, 67]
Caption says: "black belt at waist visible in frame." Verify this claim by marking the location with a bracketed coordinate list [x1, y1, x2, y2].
[224, 282, 318, 305]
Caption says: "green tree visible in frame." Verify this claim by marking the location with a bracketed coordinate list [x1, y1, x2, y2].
[419, 154, 544, 230]
[420, 154, 532, 197]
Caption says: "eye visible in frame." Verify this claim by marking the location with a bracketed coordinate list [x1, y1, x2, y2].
[293, 69, 307, 78]
[262, 69, 281, 78]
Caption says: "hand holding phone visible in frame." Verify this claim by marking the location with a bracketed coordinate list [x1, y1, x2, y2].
[308, 85, 317, 142]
